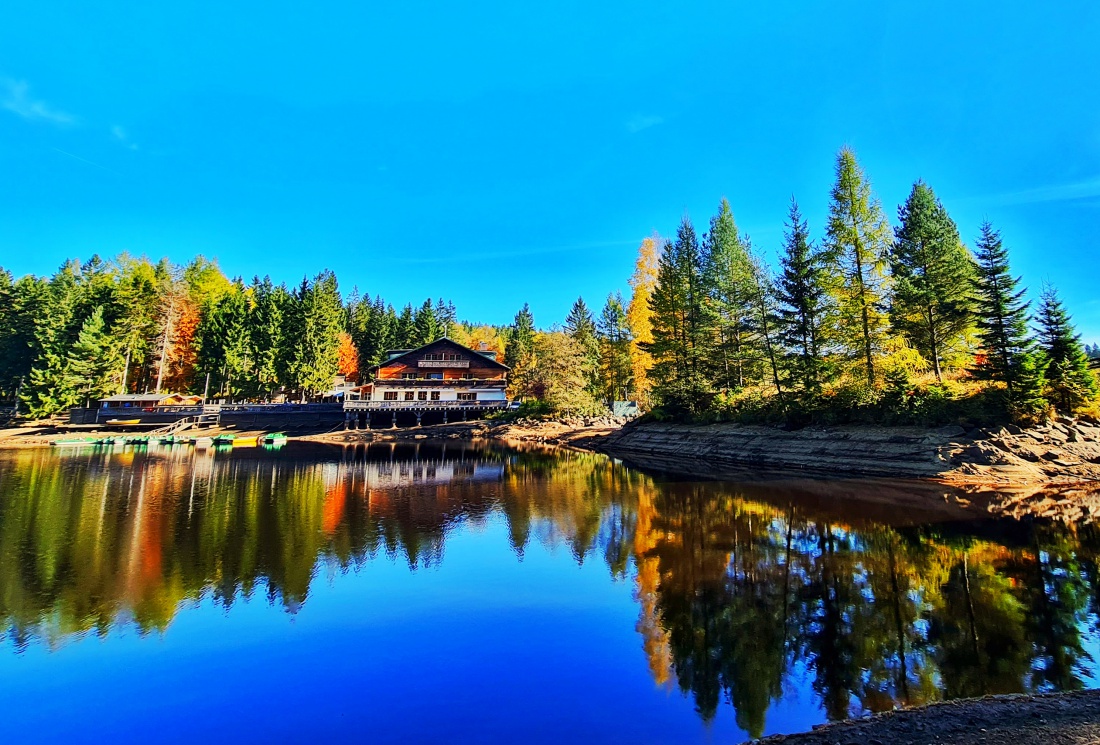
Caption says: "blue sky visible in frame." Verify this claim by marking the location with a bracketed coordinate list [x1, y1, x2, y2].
[1, 1, 1098, 339]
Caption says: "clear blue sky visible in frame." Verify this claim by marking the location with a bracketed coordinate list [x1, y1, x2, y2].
[1, 1, 1098, 340]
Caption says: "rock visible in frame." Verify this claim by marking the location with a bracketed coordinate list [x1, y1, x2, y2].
[1004, 424, 1024, 435]
[936, 425, 966, 438]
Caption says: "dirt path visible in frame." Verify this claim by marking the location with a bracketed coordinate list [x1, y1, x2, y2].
[746, 691, 1100, 745]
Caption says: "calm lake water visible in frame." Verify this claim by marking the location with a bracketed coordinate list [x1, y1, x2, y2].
[1, 442, 1098, 744]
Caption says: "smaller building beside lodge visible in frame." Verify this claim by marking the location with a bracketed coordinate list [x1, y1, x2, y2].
[344, 338, 509, 427]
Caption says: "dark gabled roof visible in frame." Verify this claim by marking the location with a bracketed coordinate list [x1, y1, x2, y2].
[370, 337, 510, 372]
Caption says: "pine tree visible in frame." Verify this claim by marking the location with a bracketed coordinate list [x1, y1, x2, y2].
[889, 180, 976, 380]
[775, 199, 833, 394]
[646, 217, 712, 413]
[63, 306, 122, 405]
[394, 304, 415, 349]
[435, 298, 457, 338]
[745, 249, 784, 400]
[504, 303, 535, 370]
[1035, 285, 1097, 412]
[413, 298, 439, 346]
[291, 270, 345, 397]
[251, 276, 287, 397]
[702, 198, 757, 391]
[971, 222, 1033, 398]
[825, 147, 892, 386]
[0, 274, 47, 401]
[597, 292, 633, 405]
[565, 296, 600, 395]
[21, 262, 83, 417]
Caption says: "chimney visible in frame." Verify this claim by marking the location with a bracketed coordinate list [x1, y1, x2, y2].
[478, 342, 489, 351]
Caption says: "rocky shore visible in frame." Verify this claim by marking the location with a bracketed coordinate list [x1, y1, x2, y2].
[594, 418, 1100, 487]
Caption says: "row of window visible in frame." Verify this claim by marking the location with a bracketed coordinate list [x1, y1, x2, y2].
[423, 353, 464, 361]
[401, 372, 477, 380]
[382, 391, 481, 401]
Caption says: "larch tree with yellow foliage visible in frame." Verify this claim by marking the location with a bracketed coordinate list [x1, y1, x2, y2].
[626, 234, 662, 408]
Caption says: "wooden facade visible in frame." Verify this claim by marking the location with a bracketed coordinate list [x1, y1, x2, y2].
[344, 338, 509, 425]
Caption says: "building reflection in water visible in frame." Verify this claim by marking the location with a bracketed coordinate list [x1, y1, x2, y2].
[0, 442, 1097, 738]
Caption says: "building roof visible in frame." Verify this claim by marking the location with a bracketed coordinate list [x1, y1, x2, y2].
[371, 337, 510, 372]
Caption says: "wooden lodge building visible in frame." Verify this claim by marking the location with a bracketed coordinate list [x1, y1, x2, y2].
[344, 338, 509, 428]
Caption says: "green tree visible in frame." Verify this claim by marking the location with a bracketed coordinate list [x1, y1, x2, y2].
[504, 303, 535, 371]
[971, 222, 1035, 401]
[565, 296, 600, 395]
[394, 303, 415, 349]
[434, 298, 457, 338]
[63, 306, 122, 405]
[413, 298, 440, 346]
[597, 292, 633, 405]
[647, 217, 713, 414]
[515, 331, 602, 415]
[775, 200, 833, 395]
[1035, 285, 1097, 412]
[20, 262, 83, 417]
[889, 181, 976, 380]
[250, 276, 288, 397]
[702, 198, 757, 391]
[0, 274, 47, 401]
[746, 250, 785, 401]
[825, 147, 892, 387]
[287, 271, 345, 398]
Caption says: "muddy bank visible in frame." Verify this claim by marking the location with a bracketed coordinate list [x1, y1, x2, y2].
[744, 690, 1100, 745]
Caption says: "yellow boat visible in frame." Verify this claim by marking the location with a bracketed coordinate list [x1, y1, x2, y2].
[105, 419, 141, 426]
[233, 435, 259, 447]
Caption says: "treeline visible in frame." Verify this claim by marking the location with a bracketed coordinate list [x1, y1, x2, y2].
[609, 147, 1098, 424]
[0, 255, 510, 417]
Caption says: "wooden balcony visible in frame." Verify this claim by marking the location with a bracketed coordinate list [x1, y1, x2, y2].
[344, 400, 508, 412]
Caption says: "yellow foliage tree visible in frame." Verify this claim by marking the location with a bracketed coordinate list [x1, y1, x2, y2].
[626, 234, 662, 408]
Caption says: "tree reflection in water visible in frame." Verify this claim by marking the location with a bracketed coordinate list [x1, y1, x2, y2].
[0, 442, 1097, 737]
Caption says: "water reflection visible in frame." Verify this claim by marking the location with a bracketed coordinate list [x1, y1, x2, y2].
[0, 442, 1097, 738]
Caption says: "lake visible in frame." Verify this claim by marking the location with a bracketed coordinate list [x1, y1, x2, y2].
[1, 442, 1098, 744]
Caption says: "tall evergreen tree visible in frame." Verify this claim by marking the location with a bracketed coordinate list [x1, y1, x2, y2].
[434, 298, 457, 338]
[504, 303, 535, 370]
[597, 292, 633, 405]
[825, 147, 892, 386]
[413, 298, 439, 346]
[889, 180, 976, 380]
[565, 296, 600, 395]
[250, 276, 287, 397]
[1035, 285, 1097, 412]
[971, 222, 1033, 398]
[0, 274, 47, 401]
[702, 198, 757, 391]
[287, 270, 345, 398]
[394, 304, 415, 349]
[646, 217, 712, 413]
[62, 306, 122, 405]
[775, 200, 833, 394]
[745, 249, 785, 401]
[21, 261, 83, 417]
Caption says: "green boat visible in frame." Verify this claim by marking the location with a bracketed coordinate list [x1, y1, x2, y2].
[53, 437, 96, 447]
[212, 434, 236, 446]
[261, 432, 288, 445]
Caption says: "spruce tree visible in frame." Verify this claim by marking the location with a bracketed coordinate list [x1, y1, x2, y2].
[775, 199, 832, 394]
[394, 304, 415, 348]
[250, 277, 286, 398]
[63, 306, 122, 405]
[0, 274, 47, 401]
[646, 216, 712, 413]
[21, 261, 83, 417]
[971, 222, 1033, 398]
[702, 198, 757, 391]
[504, 303, 535, 371]
[413, 298, 439, 346]
[288, 270, 345, 398]
[825, 147, 892, 386]
[565, 296, 600, 395]
[434, 298, 457, 338]
[745, 248, 784, 401]
[1035, 285, 1097, 412]
[889, 180, 976, 380]
[597, 292, 633, 405]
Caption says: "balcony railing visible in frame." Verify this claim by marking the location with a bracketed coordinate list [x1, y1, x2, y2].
[344, 400, 508, 411]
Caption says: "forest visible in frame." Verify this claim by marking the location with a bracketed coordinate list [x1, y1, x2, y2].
[0, 146, 1097, 424]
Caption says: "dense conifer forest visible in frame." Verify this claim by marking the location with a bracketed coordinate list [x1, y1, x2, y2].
[1, 147, 1096, 423]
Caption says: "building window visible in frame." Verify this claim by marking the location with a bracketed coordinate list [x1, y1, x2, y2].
[401, 372, 416, 380]
[424, 353, 465, 361]
[383, 392, 398, 401]
[430, 391, 441, 401]
[426, 372, 443, 380]
[417, 391, 427, 401]
[458, 392, 475, 401]
[404, 391, 415, 401]
[463, 372, 474, 380]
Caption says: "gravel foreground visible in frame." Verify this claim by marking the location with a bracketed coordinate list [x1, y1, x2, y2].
[744, 691, 1100, 745]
